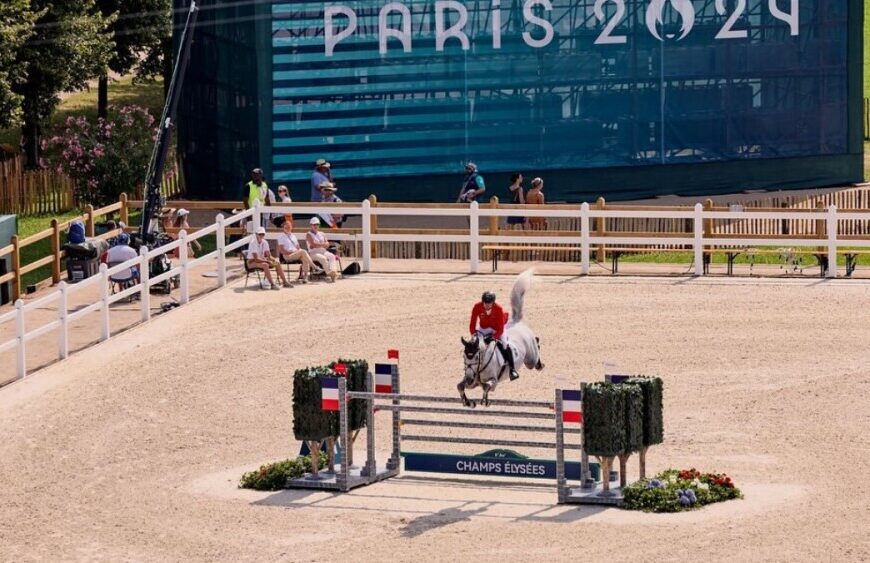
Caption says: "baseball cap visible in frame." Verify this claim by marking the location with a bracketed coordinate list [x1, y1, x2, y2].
[252, 168, 263, 174]
[255, 226, 266, 235]
[315, 159, 331, 168]
[309, 217, 321, 225]
[176, 208, 189, 217]
[465, 161, 477, 171]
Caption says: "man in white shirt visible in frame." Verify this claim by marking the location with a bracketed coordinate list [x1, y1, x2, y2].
[276, 219, 316, 283]
[246, 227, 290, 290]
[105, 233, 140, 283]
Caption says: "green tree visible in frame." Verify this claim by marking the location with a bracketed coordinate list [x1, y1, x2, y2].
[13, 0, 113, 165]
[0, 0, 38, 131]
[96, 0, 170, 118]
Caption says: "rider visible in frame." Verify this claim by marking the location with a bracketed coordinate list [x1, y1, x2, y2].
[469, 291, 519, 381]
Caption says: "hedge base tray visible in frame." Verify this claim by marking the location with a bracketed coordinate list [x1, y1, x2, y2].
[284, 463, 398, 491]
[562, 483, 624, 506]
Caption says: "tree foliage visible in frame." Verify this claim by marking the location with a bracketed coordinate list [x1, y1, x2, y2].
[12, 0, 114, 162]
[0, 0, 38, 130]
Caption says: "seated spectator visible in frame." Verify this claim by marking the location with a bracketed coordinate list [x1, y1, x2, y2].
[318, 183, 344, 228]
[104, 233, 140, 284]
[276, 219, 316, 283]
[246, 226, 291, 290]
[306, 217, 338, 282]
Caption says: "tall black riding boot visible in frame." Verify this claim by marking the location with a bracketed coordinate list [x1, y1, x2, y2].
[501, 343, 519, 381]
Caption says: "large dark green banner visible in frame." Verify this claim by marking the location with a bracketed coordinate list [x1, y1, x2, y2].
[270, 0, 860, 198]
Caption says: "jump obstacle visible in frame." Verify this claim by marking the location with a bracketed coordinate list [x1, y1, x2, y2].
[287, 357, 623, 505]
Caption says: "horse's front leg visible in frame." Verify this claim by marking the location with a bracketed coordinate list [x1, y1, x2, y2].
[481, 381, 494, 407]
[457, 379, 476, 408]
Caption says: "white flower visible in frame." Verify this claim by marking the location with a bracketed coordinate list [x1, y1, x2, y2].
[669, 475, 677, 483]
[692, 479, 701, 487]
[699, 483, 710, 490]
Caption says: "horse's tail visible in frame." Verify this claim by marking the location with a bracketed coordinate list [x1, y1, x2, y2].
[510, 269, 534, 323]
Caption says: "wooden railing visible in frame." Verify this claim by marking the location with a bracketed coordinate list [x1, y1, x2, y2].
[0, 196, 130, 301]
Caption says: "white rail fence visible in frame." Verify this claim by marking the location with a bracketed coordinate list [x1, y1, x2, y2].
[2, 202, 869, 382]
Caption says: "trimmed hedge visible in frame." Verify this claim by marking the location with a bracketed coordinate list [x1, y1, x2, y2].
[627, 377, 664, 447]
[292, 360, 369, 442]
[583, 383, 644, 457]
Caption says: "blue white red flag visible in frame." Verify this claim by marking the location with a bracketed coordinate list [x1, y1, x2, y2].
[562, 389, 583, 424]
[374, 363, 396, 393]
[321, 378, 339, 411]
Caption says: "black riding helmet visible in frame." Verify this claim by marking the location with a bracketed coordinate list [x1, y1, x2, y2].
[481, 291, 496, 304]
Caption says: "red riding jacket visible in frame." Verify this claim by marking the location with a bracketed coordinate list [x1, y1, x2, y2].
[469, 302, 508, 340]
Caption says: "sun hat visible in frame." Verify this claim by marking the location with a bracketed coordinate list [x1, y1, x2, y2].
[309, 217, 321, 225]
[315, 159, 331, 168]
[255, 226, 266, 235]
[319, 182, 337, 191]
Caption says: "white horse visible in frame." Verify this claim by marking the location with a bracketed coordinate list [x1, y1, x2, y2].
[458, 269, 544, 407]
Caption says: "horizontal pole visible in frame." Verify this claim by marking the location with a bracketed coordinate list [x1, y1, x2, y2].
[348, 391, 553, 409]
[0, 337, 18, 354]
[23, 319, 61, 342]
[402, 434, 583, 450]
[373, 404, 555, 419]
[401, 418, 581, 434]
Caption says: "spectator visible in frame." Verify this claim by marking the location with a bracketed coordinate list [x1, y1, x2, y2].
[104, 233, 140, 284]
[311, 159, 332, 202]
[526, 177, 547, 230]
[457, 162, 485, 203]
[276, 184, 293, 225]
[173, 208, 201, 255]
[306, 217, 339, 282]
[246, 226, 291, 290]
[506, 172, 526, 229]
[276, 218, 316, 283]
[244, 168, 274, 229]
[318, 182, 344, 228]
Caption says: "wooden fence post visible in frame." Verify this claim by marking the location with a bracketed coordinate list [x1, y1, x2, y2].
[368, 194, 379, 259]
[595, 197, 606, 263]
[11, 235, 20, 301]
[51, 219, 61, 284]
[119, 193, 129, 226]
[85, 204, 95, 237]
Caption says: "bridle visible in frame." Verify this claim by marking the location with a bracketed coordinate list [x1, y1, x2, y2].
[464, 339, 498, 382]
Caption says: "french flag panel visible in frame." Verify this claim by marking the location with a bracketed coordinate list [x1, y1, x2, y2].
[321, 378, 339, 411]
[562, 389, 583, 424]
[374, 363, 396, 393]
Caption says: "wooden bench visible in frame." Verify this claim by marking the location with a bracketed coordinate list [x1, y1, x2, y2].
[705, 248, 870, 277]
[481, 245, 582, 272]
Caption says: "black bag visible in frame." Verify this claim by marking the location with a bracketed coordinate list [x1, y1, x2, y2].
[342, 261, 361, 276]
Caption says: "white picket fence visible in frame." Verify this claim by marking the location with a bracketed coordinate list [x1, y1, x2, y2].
[2, 202, 869, 382]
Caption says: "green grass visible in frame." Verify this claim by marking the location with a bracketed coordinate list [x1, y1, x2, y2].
[0, 76, 164, 148]
[617, 248, 870, 268]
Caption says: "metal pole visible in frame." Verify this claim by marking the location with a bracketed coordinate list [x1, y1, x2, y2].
[337, 377, 350, 492]
[387, 364, 401, 470]
[362, 370, 376, 478]
[555, 388, 567, 504]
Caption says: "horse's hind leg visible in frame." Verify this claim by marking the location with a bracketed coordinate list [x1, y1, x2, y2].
[534, 337, 544, 370]
[457, 380, 476, 408]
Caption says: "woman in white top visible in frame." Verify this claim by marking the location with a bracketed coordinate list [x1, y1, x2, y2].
[305, 217, 338, 282]
[276, 218, 316, 283]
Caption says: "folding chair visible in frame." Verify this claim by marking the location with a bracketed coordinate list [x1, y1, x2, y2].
[243, 253, 265, 288]
[107, 261, 140, 302]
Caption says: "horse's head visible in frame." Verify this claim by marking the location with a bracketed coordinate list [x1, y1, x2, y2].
[461, 335, 482, 360]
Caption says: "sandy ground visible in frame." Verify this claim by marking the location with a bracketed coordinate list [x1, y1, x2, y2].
[0, 272, 869, 562]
